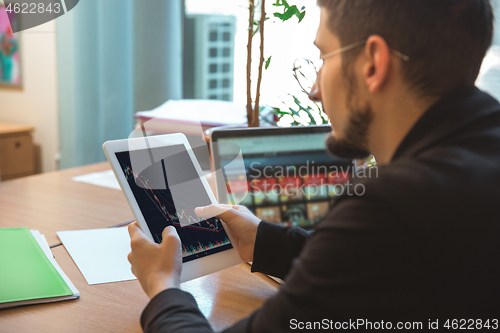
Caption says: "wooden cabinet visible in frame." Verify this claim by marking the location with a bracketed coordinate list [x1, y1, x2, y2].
[0, 122, 35, 181]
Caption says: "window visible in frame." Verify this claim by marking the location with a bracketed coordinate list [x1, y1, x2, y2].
[222, 78, 230, 88]
[209, 64, 217, 73]
[222, 94, 230, 101]
[209, 31, 218, 41]
[209, 95, 218, 99]
[209, 79, 217, 89]
[185, 1, 320, 104]
[209, 48, 217, 57]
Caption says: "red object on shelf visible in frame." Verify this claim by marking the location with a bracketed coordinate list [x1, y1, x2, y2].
[251, 178, 278, 191]
[303, 174, 327, 186]
[278, 176, 302, 188]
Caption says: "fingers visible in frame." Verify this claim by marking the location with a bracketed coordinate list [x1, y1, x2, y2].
[127, 252, 138, 278]
[161, 226, 182, 259]
[162, 225, 179, 241]
[219, 204, 243, 211]
[129, 222, 156, 253]
[220, 204, 252, 215]
[194, 204, 233, 219]
[204, 172, 216, 194]
[128, 222, 147, 241]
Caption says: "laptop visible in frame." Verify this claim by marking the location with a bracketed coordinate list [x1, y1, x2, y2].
[209, 125, 355, 229]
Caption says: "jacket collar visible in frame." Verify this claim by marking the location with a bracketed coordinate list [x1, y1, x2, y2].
[391, 84, 500, 162]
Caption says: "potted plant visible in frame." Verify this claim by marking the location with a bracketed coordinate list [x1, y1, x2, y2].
[246, 0, 306, 127]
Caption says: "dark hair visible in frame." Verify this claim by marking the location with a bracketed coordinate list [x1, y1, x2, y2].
[317, 0, 495, 97]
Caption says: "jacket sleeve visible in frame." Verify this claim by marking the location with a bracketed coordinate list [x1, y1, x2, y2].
[249, 221, 311, 280]
[141, 288, 213, 333]
[140, 220, 311, 333]
[142, 193, 404, 333]
[222, 194, 410, 332]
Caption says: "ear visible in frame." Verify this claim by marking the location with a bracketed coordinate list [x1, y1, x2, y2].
[363, 35, 391, 94]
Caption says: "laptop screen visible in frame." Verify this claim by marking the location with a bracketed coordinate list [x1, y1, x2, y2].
[211, 126, 355, 229]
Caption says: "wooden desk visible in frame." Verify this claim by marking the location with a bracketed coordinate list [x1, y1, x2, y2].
[0, 163, 278, 333]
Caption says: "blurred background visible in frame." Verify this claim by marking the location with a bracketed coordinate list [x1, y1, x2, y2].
[0, 0, 499, 179]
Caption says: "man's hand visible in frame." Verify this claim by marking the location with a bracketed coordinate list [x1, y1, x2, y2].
[127, 222, 182, 299]
[195, 204, 261, 262]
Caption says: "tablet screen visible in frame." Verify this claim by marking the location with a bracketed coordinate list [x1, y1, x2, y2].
[115, 145, 233, 263]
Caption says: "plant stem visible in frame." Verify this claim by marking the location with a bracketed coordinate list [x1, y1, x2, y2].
[246, 0, 255, 126]
[252, 0, 266, 128]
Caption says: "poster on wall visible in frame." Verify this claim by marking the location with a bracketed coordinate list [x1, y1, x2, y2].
[0, 5, 22, 88]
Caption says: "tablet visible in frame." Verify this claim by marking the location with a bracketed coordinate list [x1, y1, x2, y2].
[103, 133, 242, 282]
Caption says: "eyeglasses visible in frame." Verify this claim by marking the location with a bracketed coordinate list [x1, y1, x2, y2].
[292, 40, 410, 94]
[321, 40, 410, 62]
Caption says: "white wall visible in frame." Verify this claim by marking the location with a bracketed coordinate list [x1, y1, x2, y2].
[0, 18, 59, 173]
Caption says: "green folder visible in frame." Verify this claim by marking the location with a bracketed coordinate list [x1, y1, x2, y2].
[0, 228, 75, 308]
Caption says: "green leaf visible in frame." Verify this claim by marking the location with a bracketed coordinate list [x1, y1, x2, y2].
[273, 0, 290, 8]
[273, 4, 306, 23]
[270, 106, 292, 116]
[288, 107, 300, 117]
[261, 116, 277, 126]
[265, 56, 272, 70]
[296, 10, 306, 22]
[303, 108, 315, 122]
[274, 110, 291, 115]
[282, 6, 298, 21]
[293, 96, 315, 122]
[273, 12, 285, 20]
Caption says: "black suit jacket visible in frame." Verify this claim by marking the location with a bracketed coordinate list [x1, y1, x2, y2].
[140, 85, 500, 332]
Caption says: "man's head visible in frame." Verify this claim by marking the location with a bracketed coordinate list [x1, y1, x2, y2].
[313, 0, 494, 161]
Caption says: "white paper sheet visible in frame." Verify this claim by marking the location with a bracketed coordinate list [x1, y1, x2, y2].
[56, 227, 136, 285]
[72, 170, 121, 191]
[135, 99, 247, 126]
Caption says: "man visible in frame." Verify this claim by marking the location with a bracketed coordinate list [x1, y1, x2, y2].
[128, 0, 500, 331]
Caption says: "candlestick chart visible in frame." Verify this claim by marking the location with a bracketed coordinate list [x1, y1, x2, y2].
[116, 148, 233, 263]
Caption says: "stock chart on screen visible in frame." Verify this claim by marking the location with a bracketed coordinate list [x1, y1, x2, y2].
[116, 146, 232, 263]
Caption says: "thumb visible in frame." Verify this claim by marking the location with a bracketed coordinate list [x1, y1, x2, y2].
[195, 204, 242, 224]
[161, 226, 182, 255]
[128, 222, 149, 241]
[194, 204, 231, 219]
[162, 225, 180, 241]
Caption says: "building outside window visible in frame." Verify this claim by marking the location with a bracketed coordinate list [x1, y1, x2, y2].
[184, 0, 500, 109]
[183, 0, 321, 109]
[183, 14, 236, 102]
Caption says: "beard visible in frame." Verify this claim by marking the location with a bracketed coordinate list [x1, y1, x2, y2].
[325, 107, 373, 160]
[325, 61, 373, 160]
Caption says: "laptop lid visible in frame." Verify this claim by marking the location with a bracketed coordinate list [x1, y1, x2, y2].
[210, 125, 355, 229]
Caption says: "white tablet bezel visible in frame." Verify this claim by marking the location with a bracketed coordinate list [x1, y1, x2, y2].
[103, 133, 242, 282]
